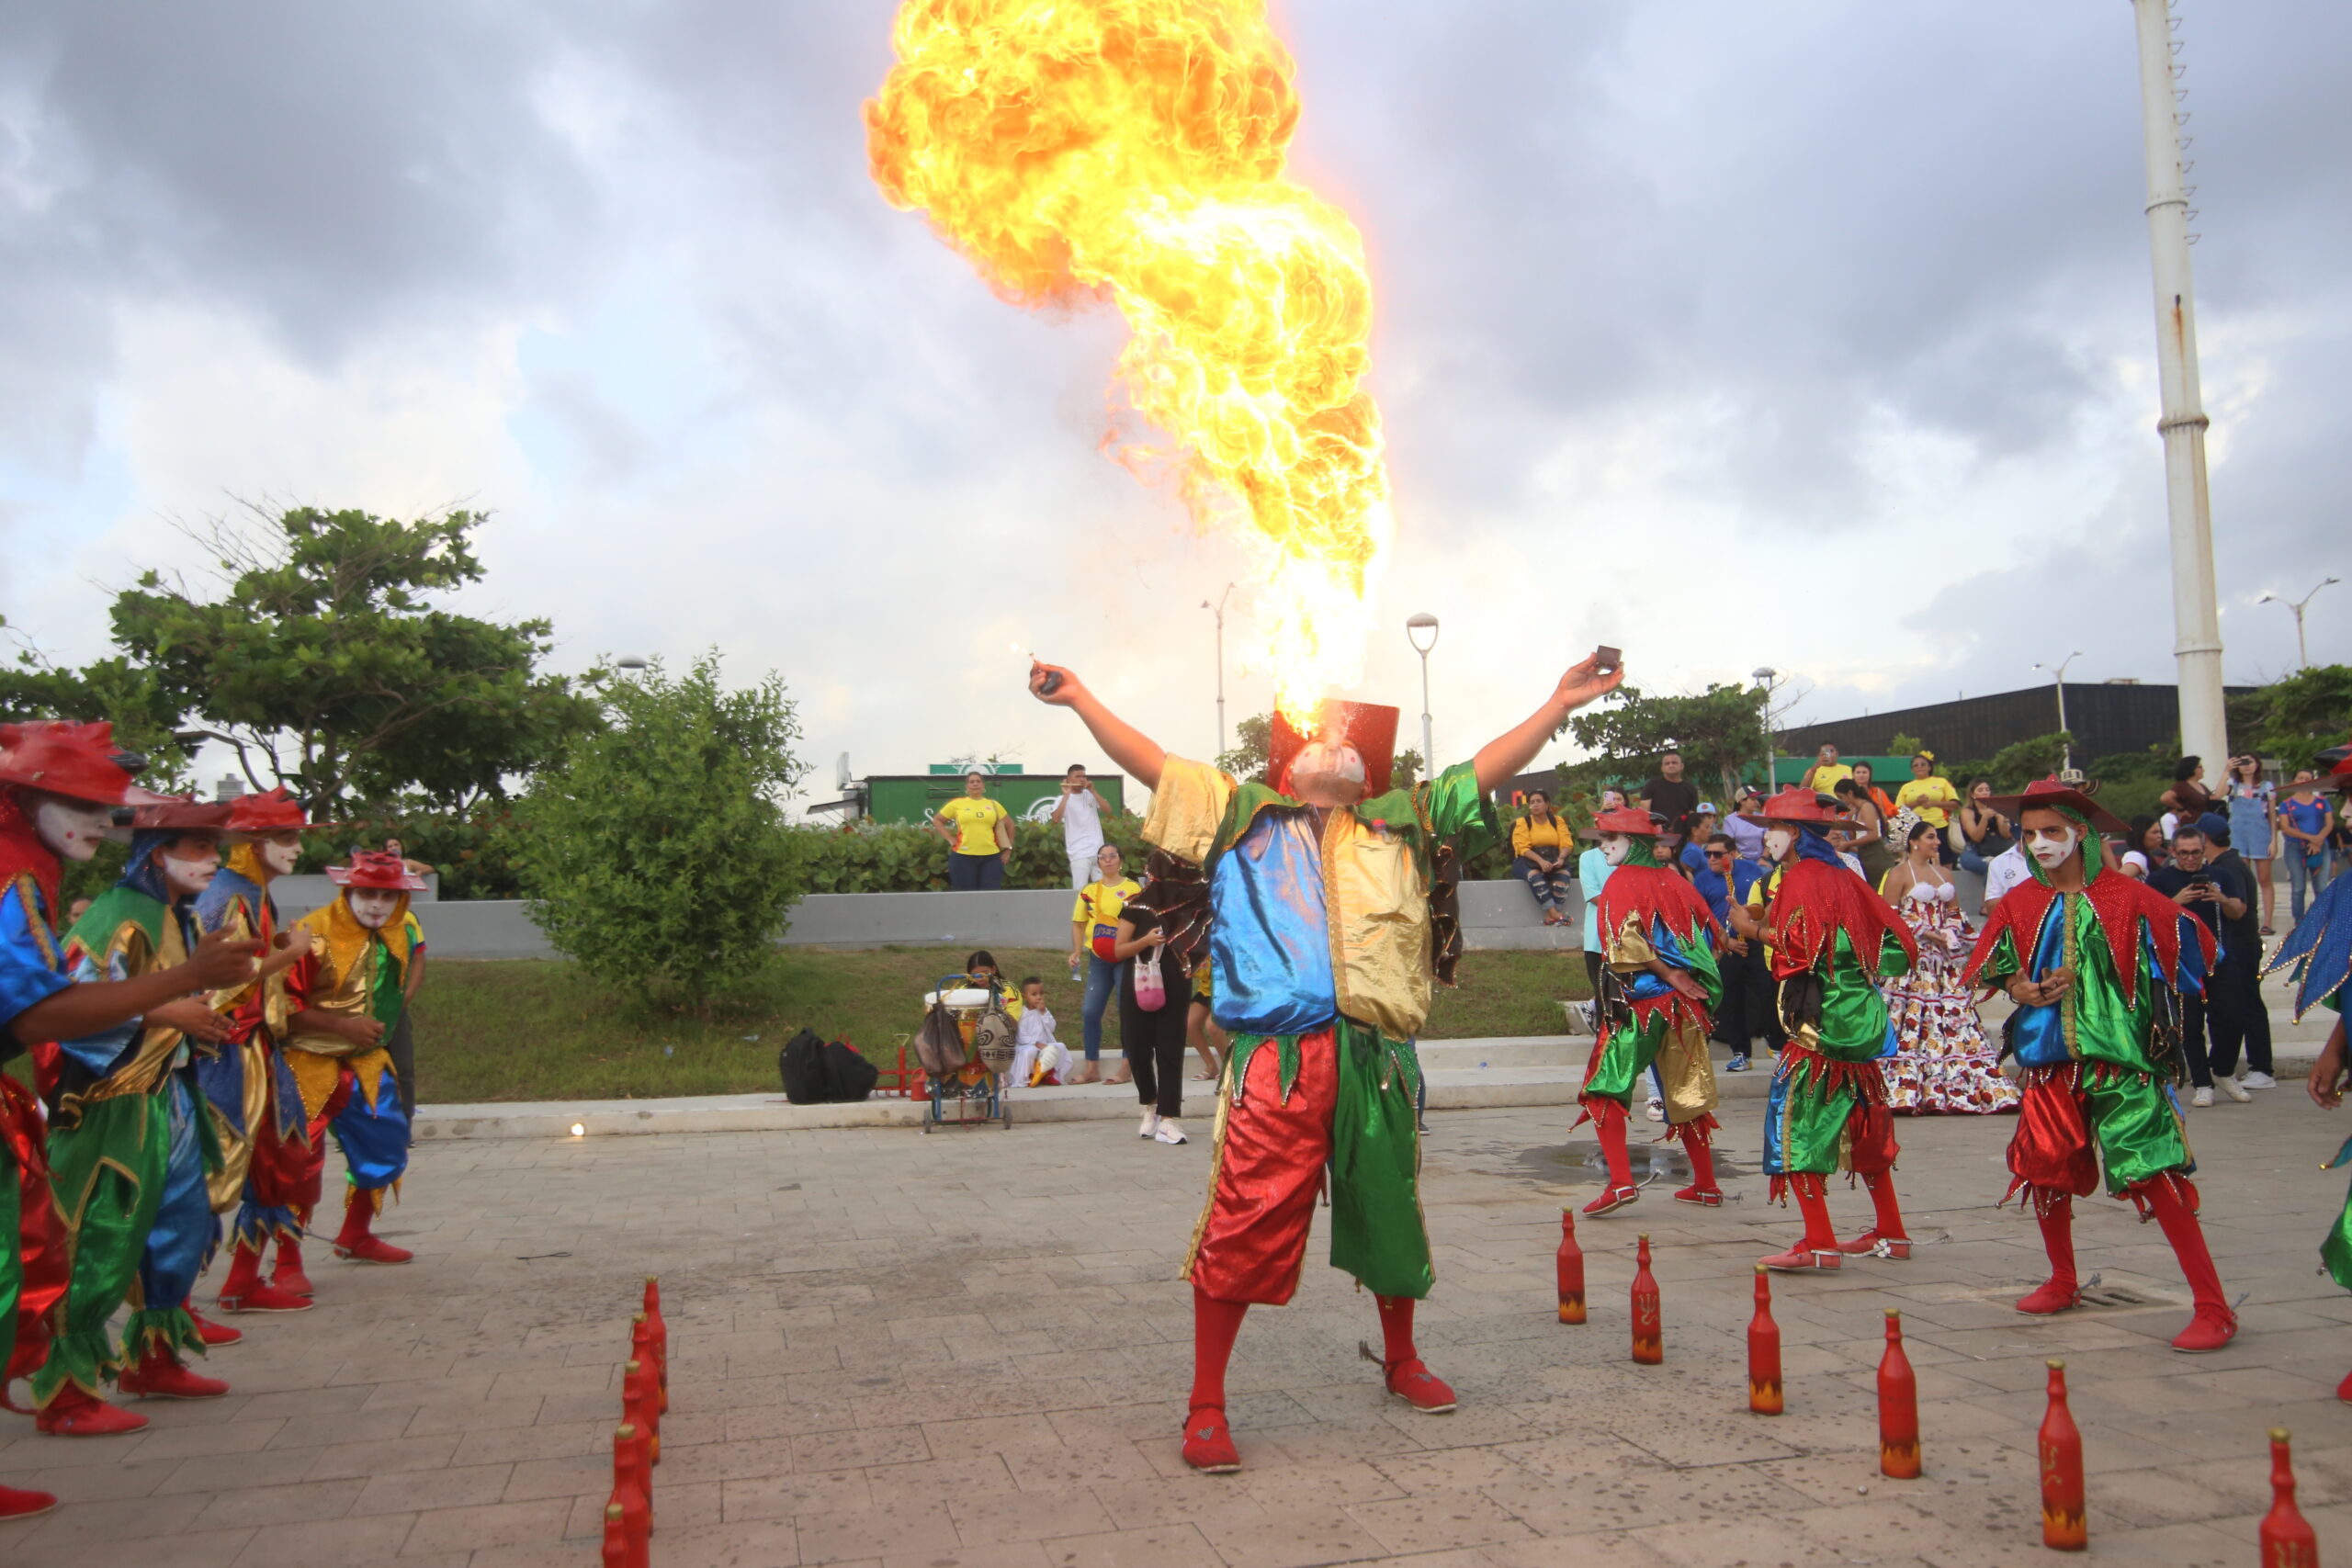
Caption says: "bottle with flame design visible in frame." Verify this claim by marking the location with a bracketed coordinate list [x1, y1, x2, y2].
[1555, 1209, 1586, 1325]
[1877, 1310, 1919, 1479]
[2037, 1359, 2085, 1550]
[2259, 1427, 2319, 1567]
[1630, 1235, 1661, 1364]
[1747, 1265, 1781, 1416]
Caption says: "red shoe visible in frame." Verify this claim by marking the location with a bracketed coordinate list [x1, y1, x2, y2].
[189, 1306, 243, 1347]
[2336, 1367, 2352, 1404]
[0, 1484, 57, 1519]
[2015, 1279, 2083, 1315]
[333, 1233, 413, 1266]
[1581, 1185, 1640, 1217]
[1671, 1185, 1723, 1207]
[1381, 1359, 1457, 1414]
[1759, 1246, 1841, 1272]
[2170, 1306, 2238, 1354]
[218, 1280, 313, 1314]
[1834, 1231, 1912, 1259]
[272, 1240, 315, 1298]
[117, 1348, 230, 1401]
[1181, 1406, 1240, 1473]
[34, 1386, 149, 1437]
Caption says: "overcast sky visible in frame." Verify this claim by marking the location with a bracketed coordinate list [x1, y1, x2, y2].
[2, 2, 2345, 800]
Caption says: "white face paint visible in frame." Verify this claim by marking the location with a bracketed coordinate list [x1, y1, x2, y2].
[33, 798, 113, 862]
[159, 838, 221, 897]
[2026, 826, 2079, 869]
[346, 888, 401, 930]
[1600, 834, 1631, 867]
[259, 835, 302, 877]
[1763, 827, 1796, 863]
[1288, 741, 1368, 807]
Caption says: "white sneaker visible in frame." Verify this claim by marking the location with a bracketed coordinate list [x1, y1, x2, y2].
[1138, 1110, 1160, 1139]
[2219, 1077, 2251, 1103]
[2241, 1071, 2278, 1090]
[1645, 1097, 1666, 1123]
[2190, 1086, 2214, 1109]
[1154, 1120, 1188, 1145]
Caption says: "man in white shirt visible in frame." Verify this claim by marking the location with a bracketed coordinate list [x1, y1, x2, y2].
[1050, 764, 1113, 889]
[1981, 842, 2031, 909]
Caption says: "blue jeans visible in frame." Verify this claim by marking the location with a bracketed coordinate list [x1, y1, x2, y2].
[1511, 854, 1572, 914]
[1081, 954, 1120, 1061]
[948, 852, 1004, 891]
[2288, 850, 2329, 921]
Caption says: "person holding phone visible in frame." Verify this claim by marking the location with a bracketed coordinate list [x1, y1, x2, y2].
[2148, 825, 2262, 1105]
[1050, 763, 1114, 891]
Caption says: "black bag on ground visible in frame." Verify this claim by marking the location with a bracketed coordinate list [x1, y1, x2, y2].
[778, 1028, 830, 1103]
[821, 1041, 878, 1102]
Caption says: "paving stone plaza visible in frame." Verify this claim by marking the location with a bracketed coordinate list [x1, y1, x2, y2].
[3, 1021, 2346, 1568]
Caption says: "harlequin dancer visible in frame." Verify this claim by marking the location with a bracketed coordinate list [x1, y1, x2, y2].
[284, 851, 422, 1270]
[2281, 748, 2352, 1395]
[1737, 786, 1919, 1271]
[0, 722, 258, 1454]
[32, 800, 244, 1427]
[200, 787, 329, 1314]
[1577, 807, 1724, 1214]
[1962, 776, 2233, 1352]
[1029, 652, 1625, 1474]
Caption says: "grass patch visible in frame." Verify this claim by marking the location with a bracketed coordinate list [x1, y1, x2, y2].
[411, 946, 1593, 1104]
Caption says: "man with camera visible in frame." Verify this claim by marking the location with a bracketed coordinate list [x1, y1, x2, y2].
[2149, 822, 2266, 1106]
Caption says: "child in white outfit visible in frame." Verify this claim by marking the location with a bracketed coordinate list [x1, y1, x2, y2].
[1009, 977, 1069, 1090]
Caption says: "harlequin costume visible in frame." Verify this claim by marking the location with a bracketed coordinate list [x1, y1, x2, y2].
[283, 851, 421, 1267]
[1141, 702, 1492, 1468]
[1577, 807, 1724, 1213]
[201, 788, 331, 1312]
[1962, 777, 2233, 1352]
[33, 799, 243, 1424]
[1743, 786, 1920, 1271]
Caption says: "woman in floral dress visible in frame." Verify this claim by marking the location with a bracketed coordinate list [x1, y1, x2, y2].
[1879, 819, 2018, 1114]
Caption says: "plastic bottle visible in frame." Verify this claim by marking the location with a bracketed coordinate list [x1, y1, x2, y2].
[609, 1422, 651, 1555]
[632, 1312, 666, 1414]
[623, 1358, 661, 1465]
[1877, 1309, 1919, 1479]
[1747, 1265, 1781, 1416]
[1630, 1235, 1662, 1364]
[642, 1276, 668, 1382]
[2258, 1427, 2319, 1568]
[1556, 1209, 1587, 1325]
[2037, 1359, 2086, 1550]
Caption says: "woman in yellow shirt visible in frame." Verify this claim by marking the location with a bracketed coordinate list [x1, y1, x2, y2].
[1067, 845, 1140, 1084]
[932, 772, 1013, 890]
[1510, 790, 1576, 925]
[1893, 752, 1960, 861]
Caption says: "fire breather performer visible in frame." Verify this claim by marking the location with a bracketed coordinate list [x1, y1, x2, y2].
[1577, 807, 1724, 1215]
[1029, 652, 1624, 1473]
[2277, 749, 2352, 1393]
[1736, 786, 1919, 1272]
[0, 722, 257, 1452]
[282, 851, 423, 1271]
[200, 787, 329, 1314]
[33, 801, 243, 1424]
[1962, 777, 2235, 1352]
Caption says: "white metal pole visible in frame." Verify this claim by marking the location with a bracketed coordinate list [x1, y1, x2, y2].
[1419, 651, 1434, 781]
[2131, 0, 2227, 769]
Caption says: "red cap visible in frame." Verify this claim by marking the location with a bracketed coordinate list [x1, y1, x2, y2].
[326, 851, 427, 892]
[1737, 785, 1849, 827]
[0, 721, 172, 807]
[130, 800, 236, 832]
[1268, 701, 1401, 798]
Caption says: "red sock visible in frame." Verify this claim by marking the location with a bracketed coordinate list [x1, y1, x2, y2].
[1190, 1286, 1249, 1413]
[2036, 1195, 2078, 1291]
[1792, 1175, 1838, 1250]
[1375, 1294, 1417, 1366]
[1594, 1102, 1634, 1190]
[220, 1242, 263, 1300]
[1679, 1127, 1717, 1191]
[1863, 1172, 1908, 1241]
[2139, 1176, 2228, 1314]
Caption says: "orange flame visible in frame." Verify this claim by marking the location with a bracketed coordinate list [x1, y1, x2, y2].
[866, 0, 1388, 723]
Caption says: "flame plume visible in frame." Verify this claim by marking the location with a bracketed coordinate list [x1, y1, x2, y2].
[866, 0, 1389, 722]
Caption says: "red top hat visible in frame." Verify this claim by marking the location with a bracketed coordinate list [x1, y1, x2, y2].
[1737, 785, 1849, 827]
[1987, 776, 2130, 836]
[1268, 701, 1400, 798]
[1589, 807, 1666, 837]
[0, 720, 174, 807]
[223, 785, 342, 834]
[130, 799, 236, 832]
[327, 851, 427, 892]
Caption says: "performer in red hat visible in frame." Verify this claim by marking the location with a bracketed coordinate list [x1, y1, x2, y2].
[1577, 807, 1724, 1214]
[2277, 742, 2352, 1393]
[1736, 786, 1919, 1271]
[199, 787, 333, 1313]
[1029, 653, 1624, 1473]
[0, 722, 258, 1467]
[1964, 776, 2235, 1351]
[283, 850, 424, 1271]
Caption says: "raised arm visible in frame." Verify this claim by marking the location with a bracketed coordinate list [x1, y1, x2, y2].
[1028, 662, 1165, 792]
[1473, 654, 1627, 795]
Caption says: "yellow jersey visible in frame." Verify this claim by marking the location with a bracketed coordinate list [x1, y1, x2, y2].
[937, 796, 1010, 856]
[1894, 776, 1960, 829]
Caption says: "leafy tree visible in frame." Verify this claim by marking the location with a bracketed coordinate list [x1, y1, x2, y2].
[2228, 663, 2352, 770]
[100, 504, 597, 812]
[519, 651, 808, 1012]
[1558, 682, 1769, 804]
[1886, 732, 1927, 760]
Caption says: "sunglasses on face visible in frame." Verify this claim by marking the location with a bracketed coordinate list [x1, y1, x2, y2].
[1704, 850, 1730, 860]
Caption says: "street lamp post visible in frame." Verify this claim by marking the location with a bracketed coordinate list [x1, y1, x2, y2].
[2031, 651, 2083, 772]
[1751, 667, 1781, 790]
[1203, 585, 1232, 757]
[2257, 577, 2340, 670]
[1406, 613, 1440, 778]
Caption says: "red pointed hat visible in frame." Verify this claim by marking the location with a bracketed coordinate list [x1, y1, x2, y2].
[0, 720, 174, 807]
[1737, 785, 1848, 826]
[130, 799, 235, 832]
[1589, 807, 1666, 837]
[1987, 775, 2130, 836]
[1268, 700, 1400, 797]
[326, 850, 427, 892]
[223, 785, 343, 835]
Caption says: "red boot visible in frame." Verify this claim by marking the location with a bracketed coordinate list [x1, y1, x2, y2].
[1835, 1172, 1912, 1258]
[189, 1304, 243, 1347]
[2016, 1194, 2082, 1315]
[218, 1241, 312, 1314]
[272, 1237, 315, 1297]
[117, 1345, 230, 1401]
[332, 1188, 413, 1266]
[1672, 1124, 1723, 1206]
[34, 1385, 149, 1437]
[1368, 1294, 1457, 1413]
[2137, 1175, 2237, 1354]
[1582, 1100, 1641, 1215]
[0, 1483, 57, 1519]
[1761, 1174, 1842, 1271]
[1183, 1288, 1248, 1474]
[1182, 1407, 1240, 1472]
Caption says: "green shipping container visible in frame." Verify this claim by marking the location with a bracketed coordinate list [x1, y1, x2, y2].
[859, 773, 1127, 828]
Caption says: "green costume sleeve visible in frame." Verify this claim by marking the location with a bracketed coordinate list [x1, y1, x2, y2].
[1419, 761, 1497, 862]
[1976, 929, 2021, 986]
[1685, 924, 1724, 1011]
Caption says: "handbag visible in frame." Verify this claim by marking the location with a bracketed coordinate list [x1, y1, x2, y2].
[1132, 943, 1168, 1012]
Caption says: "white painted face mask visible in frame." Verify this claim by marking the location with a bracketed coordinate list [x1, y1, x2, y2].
[1600, 834, 1631, 867]
[2027, 827, 2079, 869]
[34, 799, 113, 863]
[161, 843, 221, 897]
[261, 837, 302, 877]
[346, 889, 401, 930]
[1288, 741, 1368, 806]
[1763, 827, 1796, 863]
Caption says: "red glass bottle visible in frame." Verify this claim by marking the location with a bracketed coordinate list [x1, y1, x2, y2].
[601, 1501, 640, 1568]
[1630, 1235, 1662, 1364]
[609, 1422, 651, 1559]
[2038, 1359, 2086, 1550]
[2259, 1427, 2320, 1568]
[1556, 1209, 1587, 1325]
[642, 1276, 668, 1382]
[1747, 1264, 1781, 1416]
[632, 1313, 667, 1414]
[1877, 1309, 1919, 1479]
[622, 1358, 661, 1465]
